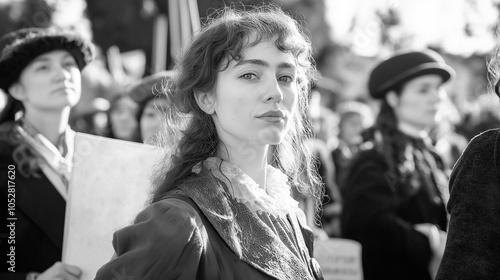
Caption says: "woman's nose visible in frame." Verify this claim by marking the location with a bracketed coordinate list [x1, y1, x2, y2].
[54, 64, 72, 81]
[264, 78, 283, 103]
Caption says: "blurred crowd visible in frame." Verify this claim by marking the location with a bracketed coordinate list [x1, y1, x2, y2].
[2, 0, 500, 236]
[2, 1, 500, 280]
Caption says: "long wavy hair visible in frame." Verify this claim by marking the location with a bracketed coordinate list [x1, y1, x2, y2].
[150, 5, 322, 210]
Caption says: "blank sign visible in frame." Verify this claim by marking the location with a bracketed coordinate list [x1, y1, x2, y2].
[62, 133, 163, 280]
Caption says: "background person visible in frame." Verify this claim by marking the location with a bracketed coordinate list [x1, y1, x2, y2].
[0, 27, 94, 280]
[435, 44, 500, 280]
[104, 93, 141, 142]
[128, 71, 179, 145]
[341, 49, 454, 280]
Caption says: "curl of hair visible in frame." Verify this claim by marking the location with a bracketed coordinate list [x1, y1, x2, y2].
[487, 26, 500, 97]
[150, 5, 322, 211]
[363, 99, 407, 179]
[0, 121, 41, 177]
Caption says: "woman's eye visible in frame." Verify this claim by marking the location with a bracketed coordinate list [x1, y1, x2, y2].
[64, 60, 78, 68]
[240, 73, 258, 80]
[278, 75, 294, 83]
[420, 86, 439, 94]
[36, 65, 49, 71]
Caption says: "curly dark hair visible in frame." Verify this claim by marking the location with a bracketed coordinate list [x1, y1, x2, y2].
[150, 5, 322, 210]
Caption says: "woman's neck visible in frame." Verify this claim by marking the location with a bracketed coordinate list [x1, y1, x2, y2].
[218, 142, 269, 190]
[23, 107, 71, 146]
[398, 121, 428, 139]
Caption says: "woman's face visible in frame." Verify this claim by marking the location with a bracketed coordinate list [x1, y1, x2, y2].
[339, 113, 364, 145]
[392, 74, 445, 130]
[109, 97, 138, 140]
[140, 98, 168, 144]
[10, 50, 81, 112]
[206, 39, 298, 150]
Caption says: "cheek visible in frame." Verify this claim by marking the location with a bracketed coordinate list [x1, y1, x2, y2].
[21, 76, 48, 94]
[283, 89, 298, 111]
[70, 69, 82, 82]
[398, 94, 421, 112]
[219, 95, 246, 121]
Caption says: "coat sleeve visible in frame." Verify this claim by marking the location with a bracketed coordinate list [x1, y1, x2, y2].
[341, 151, 432, 271]
[94, 198, 208, 280]
[436, 129, 500, 280]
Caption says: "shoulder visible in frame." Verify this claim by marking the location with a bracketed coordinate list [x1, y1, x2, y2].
[0, 122, 18, 165]
[133, 197, 204, 236]
[449, 129, 500, 197]
[96, 197, 208, 280]
[453, 129, 500, 170]
[465, 128, 499, 153]
[112, 196, 208, 257]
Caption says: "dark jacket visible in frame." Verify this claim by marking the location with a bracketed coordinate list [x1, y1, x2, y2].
[0, 139, 66, 279]
[436, 129, 500, 280]
[95, 168, 323, 280]
[341, 137, 448, 280]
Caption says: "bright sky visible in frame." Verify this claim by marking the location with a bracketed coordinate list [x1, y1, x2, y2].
[325, 0, 499, 56]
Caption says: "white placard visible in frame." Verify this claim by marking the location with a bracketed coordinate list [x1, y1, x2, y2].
[62, 133, 162, 280]
[314, 238, 364, 280]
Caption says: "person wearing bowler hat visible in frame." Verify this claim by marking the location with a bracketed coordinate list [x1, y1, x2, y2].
[340, 49, 454, 280]
[0, 27, 94, 280]
[434, 50, 500, 280]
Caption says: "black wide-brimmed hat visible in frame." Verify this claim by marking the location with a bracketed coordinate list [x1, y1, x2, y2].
[368, 49, 455, 99]
[0, 27, 94, 94]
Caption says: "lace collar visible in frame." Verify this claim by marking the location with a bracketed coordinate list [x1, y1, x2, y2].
[193, 157, 299, 217]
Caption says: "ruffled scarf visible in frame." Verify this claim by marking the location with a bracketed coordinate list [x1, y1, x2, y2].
[192, 157, 299, 217]
[2, 118, 74, 199]
[182, 157, 318, 280]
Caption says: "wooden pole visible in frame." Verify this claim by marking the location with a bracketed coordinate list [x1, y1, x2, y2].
[178, 0, 191, 48]
[187, 0, 201, 34]
[152, 14, 168, 73]
[168, 0, 181, 63]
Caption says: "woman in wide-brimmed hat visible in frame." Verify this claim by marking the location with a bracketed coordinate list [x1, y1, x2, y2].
[0, 27, 93, 280]
[340, 49, 455, 280]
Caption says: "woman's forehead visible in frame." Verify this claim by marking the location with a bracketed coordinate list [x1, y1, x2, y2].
[30, 50, 74, 63]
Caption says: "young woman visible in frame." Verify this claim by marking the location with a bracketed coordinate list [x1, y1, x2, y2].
[105, 94, 141, 142]
[0, 28, 94, 280]
[127, 71, 176, 145]
[95, 5, 324, 279]
[340, 50, 454, 280]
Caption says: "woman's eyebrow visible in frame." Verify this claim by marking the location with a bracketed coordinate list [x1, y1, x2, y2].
[234, 59, 296, 69]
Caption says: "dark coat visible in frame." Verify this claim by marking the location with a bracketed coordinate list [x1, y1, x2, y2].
[341, 142, 448, 280]
[0, 139, 66, 279]
[95, 169, 323, 280]
[436, 129, 500, 280]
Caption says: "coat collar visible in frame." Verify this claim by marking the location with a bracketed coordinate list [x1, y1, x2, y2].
[180, 166, 316, 280]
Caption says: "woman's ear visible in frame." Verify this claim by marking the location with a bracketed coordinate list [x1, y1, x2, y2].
[385, 90, 399, 108]
[8, 83, 26, 102]
[194, 90, 216, 114]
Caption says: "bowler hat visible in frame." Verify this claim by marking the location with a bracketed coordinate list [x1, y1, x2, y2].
[0, 27, 94, 94]
[368, 49, 455, 99]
